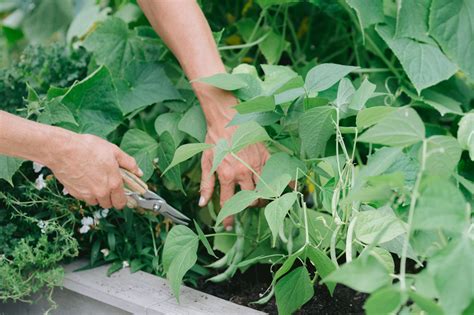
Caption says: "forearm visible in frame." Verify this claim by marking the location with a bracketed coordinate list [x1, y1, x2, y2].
[137, 0, 236, 126]
[0, 111, 70, 165]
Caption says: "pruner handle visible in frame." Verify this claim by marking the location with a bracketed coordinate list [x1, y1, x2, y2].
[120, 168, 148, 208]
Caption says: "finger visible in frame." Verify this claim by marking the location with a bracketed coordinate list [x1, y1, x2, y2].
[219, 181, 235, 230]
[115, 149, 142, 177]
[238, 175, 257, 206]
[199, 151, 215, 207]
[111, 186, 127, 210]
[84, 197, 98, 206]
[97, 194, 113, 209]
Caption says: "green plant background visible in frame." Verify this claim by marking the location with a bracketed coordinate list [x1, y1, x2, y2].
[0, 0, 473, 314]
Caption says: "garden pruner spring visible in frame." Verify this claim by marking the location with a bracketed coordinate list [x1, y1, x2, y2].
[120, 168, 190, 225]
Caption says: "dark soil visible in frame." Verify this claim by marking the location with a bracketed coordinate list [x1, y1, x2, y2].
[199, 265, 367, 315]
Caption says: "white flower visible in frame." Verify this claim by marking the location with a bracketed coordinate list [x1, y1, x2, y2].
[35, 174, 47, 190]
[33, 162, 44, 173]
[122, 261, 129, 268]
[101, 249, 110, 257]
[62, 187, 69, 195]
[81, 216, 94, 226]
[37, 220, 48, 233]
[79, 225, 90, 234]
[93, 209, 110, 220]
[101, 208, 109, 218]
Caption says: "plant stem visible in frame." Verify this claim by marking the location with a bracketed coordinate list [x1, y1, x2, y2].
[399, 139, 427, 290]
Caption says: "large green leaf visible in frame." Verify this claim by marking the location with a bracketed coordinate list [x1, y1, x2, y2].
[429, 0, 474, 80]
[396, 0, 433, 43]
[84, 17, 160, 74]
[355, 206, 406, 244]
[234, 96, 275, 114]
[231, 121, 270, 153]
[275, 266, 314, 315]
[120, 129, 159, 182]
[178, 105, 207, 142]
[154, 113, 185, 146]
[162, 225, 199, 301]
[116, 61, 181, 114]
[259, 30, 289, 65]
[359, 107, 425, 147]
[356, 106, 397, 129]
[305, 63, 358, 95]
[163, 143, 213, 174]
[215, 190, 260, 225]
[324, 255, 391, 293]
[457, 113, 474, 160]
[299, 106, 336, 158]
[428, 237, 474, 315]
[348, 77, 376, 111]
[376, 21, 457, 93]
[265, 192, 297, 246]
[157, 132, 184, 193]
[38, 99, 78, 127]
[305, 246, 336, 294]
[421, 89, 463, 116]
[0, 156, 23, 186]
[196, 73, 248, 90]
[412, 176, 467, 233]
[424, 135, 462, 177]
[61, 66, 123, 138]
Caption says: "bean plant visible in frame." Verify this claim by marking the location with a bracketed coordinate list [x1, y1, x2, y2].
[0, 0, 472, 314]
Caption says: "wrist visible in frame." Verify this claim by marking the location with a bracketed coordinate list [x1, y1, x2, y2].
[37, 126, 75, 168]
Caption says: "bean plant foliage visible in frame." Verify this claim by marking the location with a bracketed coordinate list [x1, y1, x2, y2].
[0, 0, 473, 314]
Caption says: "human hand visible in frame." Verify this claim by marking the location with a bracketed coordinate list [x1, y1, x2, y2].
[46, 132, 142, 209]
[196, 90, 270, 230]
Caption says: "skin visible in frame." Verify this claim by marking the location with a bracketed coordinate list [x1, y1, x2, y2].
[0, 111, 142, 209]
[138, 0, 270, 229]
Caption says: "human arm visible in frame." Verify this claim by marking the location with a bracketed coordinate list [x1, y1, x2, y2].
[137, 0, 270, 228]
[0, 110, 142, 209]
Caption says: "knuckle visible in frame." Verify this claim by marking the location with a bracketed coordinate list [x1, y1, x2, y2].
[218, 169, 234, 182]
[109, 179, 123, 190]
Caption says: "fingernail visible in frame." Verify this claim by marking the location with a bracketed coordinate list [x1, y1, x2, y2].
[225, 225, 233, 232]
[198, 196, 206, 207]
[138, 168, 144, 177]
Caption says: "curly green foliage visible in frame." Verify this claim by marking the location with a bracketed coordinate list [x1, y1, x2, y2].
[0, 43, 90, 114]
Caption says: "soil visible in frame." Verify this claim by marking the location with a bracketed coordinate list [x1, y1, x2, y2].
[199, 265, 368, 315]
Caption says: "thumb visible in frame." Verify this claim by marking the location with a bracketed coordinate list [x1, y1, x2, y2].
[115, 148, 143, 177]
[199, 151, 215, 207]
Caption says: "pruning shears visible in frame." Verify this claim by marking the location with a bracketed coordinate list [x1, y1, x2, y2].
[120, 168, 190, 225]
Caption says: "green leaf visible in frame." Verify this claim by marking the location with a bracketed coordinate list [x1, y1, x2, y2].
[335, 78, 355, 108]
[210, 139, 230, 175]
[261, 65, 298, 95]
[364, 286, 404, 315]
[396, 0, 433, 43]
[409, 291, 444, 315]
[196, 73, 248, 90]
[258, 173, 292, 198]
[228, 112, 281, 127]
[457, 113, 474, 160]
[412, 176, 467, 233]
[162, 225, 199, 301]
[84, 17, 159, 74]
[347, 0, 384, 29]
[356, 106, 397, 129]
[257, 0, 299, 8]
[376, 21, 457, 93]
[429, 0, 474, 80]
[157, 132, 184, 193]
[215, 190, 260, 225]
[305, 63, 358, 95]
[107, 261, 123, 276]
[421, 89, 463, 116]
[67, 1, 109, 42]
[38, 99, 78, 127]
[265, 192, 297, 246]
[359, 107, 425, 146]
[424, 135, 462, 177]
[324, 255, 391, 293]
[305, 246, 336, 295]
[0, 156, 23, 186]
[61, 66, 123, 138]
[428, 237, 474, 315]
[193, 220, 217, 258]
[178, 106, 207, 142]
[23, 0, 73, 43]
[116, 61, 181, 114]
[154, 113, 185, 146]
[348, 77, 376, 111]
[259, 30, 288, 64]
[163, 143, 213, 174]
[355, 206, 406, 244]
[120, 129, 159, 182]
[275, 266, 314, 315]
[231, 121, 270, 153]
[299, 106, 337, 158]
[234, 96, 275, 114]
[259, 152, 306, 184]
